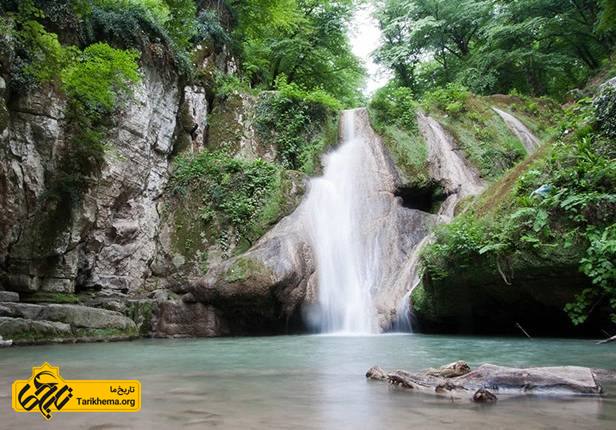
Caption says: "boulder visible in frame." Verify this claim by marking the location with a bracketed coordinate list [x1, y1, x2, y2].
[153, 300, 229, 337]
[0, 302, 136, 330]
[0, 291, 19, 302]
[0, 303, 137, 344]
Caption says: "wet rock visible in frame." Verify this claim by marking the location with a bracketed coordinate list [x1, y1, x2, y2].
[190, 226, 314, 332]
[153, 300, 229, 337]
[417, 113, 485, 218]
[180, 85, 208, 150]
[0, 334, 13, 347]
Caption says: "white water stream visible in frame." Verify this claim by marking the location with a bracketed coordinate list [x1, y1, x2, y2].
[302, 107, 533, 334]
[304, 109, 388, 334]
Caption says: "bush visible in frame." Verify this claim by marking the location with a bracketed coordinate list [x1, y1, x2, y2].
[422, 83, 471, 114]
[61, 43, 140, 114]
[84, 1, 193, 76]
[369, 83, 417, 132]
[171, 151, 282, 248]
[255, 77, 339, 173]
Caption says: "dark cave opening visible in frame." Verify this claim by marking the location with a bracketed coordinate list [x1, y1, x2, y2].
[395, 182, 447, 213]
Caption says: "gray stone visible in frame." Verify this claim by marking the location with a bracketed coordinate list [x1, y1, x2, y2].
[181, 85, 208, 149]
[0, 316, 72, 341]
[154, 301, 229, 337]
[0, 302, 136, 330]
[0, 64, 180, 297]
[0, 291, 19, 302]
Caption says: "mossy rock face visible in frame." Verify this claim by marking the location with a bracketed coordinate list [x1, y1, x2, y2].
[412, 252, 605, 337]
[21, 292, 81, 304]
[125, 300, 157, 336]
[224, 257, 273, 284]
[207, 93, 249, 154]
[165, 157, 307, 278]
[0, 303, 139, 344]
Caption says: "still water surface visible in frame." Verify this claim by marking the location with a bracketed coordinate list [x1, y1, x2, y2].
[0, 334, 615, 429]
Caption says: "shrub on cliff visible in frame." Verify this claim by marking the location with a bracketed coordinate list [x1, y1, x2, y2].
[367, 82, 431, 188]
[255, 76, 340, 174]
[169, 150, 284, 260]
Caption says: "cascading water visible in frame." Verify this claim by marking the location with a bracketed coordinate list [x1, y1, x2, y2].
[492, 107, 540, 153]
[304, 109, 386, 334]
[301, 109, 487, 334]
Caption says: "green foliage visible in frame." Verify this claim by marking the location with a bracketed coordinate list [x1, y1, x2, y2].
[567, 225, 616, 324]
[421, 90, 616, 325]
[422, 84, 471, 115]
[194, 9, 231, 48]
[368, 82, 430, 186]
[86, 0, 193, 76]
[170, 150, 283, 252]
[91, 0, 197, 50]
[228, 0, 365, 106]
[369, 83, 417, 132]
[213, 71, 254, 98]
[255, 80, 339, 173]
[375, 0, 613, 99]
[61, 43, 140, 114]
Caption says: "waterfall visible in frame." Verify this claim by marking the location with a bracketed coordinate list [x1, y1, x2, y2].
[301, 109, 484, 334]
[492, 107, 540, 153]
[418, 113, 485, 219]
[304, 109, 391, 334]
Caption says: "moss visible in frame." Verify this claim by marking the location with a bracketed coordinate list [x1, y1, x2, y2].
[207, 93, 246, 152]
[5, 323, 137, 345]
[474, 143, 552, 216]
[22, 292, 81, 304]
[429, 96, 526, 179]
[72, 326, 139, 340]
[125, 300, 156, 336]
[224, 257, 272, 283]
[376, 122, 430, 187]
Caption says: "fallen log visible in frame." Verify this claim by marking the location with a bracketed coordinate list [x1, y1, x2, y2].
[366, 361, 604, 403]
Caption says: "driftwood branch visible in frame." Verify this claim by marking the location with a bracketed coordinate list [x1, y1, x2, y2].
[366, 361, 604, 403]
[596, 335, 616, 345]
